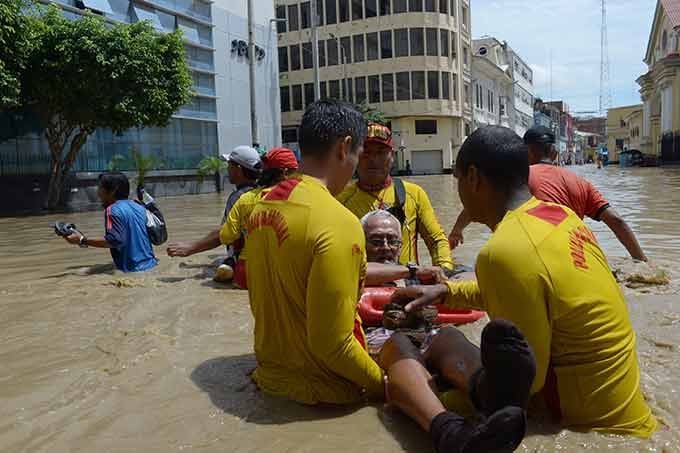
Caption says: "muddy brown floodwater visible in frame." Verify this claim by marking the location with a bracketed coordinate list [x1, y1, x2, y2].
[1, 165, 679, 452]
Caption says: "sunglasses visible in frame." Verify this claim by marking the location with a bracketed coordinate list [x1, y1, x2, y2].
[367, 237, 402, 248]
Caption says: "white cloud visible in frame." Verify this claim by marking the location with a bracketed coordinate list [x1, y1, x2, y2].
[471, 0, 657, 112]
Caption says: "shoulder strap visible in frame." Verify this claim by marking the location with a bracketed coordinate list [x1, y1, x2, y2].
[393, 178, 406, 208]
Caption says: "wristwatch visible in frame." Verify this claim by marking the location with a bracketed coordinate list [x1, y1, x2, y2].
[406, 262, 418, 280]
[79, 235, 88, 248]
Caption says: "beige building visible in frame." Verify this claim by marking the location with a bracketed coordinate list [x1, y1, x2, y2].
[637, 0, 680, 162]
[275, 0, 472, 174]
[625, 109, 644, 152]
[606, 104, 642, 162]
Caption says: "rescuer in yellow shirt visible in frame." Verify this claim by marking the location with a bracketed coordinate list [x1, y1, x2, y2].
[246, 100, 384, 404]
[378, 126, 655, 453]
[166, 148, 299, 288]
[336, 123, 454, 272]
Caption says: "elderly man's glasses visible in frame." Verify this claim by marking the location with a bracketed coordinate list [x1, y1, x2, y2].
[367, 237, 402, 248]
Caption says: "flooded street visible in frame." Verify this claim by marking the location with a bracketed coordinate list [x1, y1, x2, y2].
[1, 165, 679, 452]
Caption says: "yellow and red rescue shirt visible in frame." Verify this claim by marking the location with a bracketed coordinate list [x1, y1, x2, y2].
[246, 175, 384, 404]
[445, 197, 656, 437]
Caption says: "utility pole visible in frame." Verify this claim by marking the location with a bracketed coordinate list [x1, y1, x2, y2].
[310, 1, 321, 100]
[247, 0, 258, 145]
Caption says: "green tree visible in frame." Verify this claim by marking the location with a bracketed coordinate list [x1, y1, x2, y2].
[197, 155, 226, 192]
[21, 6, 192, 209]
[0, 0, 32, 108]
[358, 101, 389, 125]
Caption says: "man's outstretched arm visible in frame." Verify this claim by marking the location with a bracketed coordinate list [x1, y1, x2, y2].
[166, 228, 221, 257]
[599, 207, 647, 261]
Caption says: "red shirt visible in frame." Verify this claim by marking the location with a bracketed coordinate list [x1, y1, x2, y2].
[528, 164, 610, 220]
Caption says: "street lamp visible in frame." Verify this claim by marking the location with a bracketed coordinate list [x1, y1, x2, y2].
[329, 33, 349, 102]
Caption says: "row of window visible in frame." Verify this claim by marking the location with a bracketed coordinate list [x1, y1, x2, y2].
[282, 118, 438, 144]
[275, 0, 468, 33]
[278, 28, 464, 72]
[474, 84, 505, 114]
[280, 70, 458, 112]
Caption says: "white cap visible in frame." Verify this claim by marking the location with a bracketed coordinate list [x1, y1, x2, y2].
[220, 145, 262, 172]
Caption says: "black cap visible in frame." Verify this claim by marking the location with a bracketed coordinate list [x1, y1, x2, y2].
[523, 126, 555, 145]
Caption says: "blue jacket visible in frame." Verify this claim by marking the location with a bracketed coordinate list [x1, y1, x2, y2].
[104, 200, 158, 272]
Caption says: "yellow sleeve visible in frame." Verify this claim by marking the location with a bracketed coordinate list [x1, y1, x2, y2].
[474, 246, 553, 394]
[305, 225, 384, 397]
[219, 196, 244, 245]
[444, 280, 486, 310]
[414, 185, 454, 269]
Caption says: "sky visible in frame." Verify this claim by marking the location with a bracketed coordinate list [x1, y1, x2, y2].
[471, 0, 658, 114]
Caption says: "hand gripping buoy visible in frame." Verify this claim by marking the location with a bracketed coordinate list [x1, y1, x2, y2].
[358, 286, 485, 327]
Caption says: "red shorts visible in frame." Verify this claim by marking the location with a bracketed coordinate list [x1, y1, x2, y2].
[233, 259, 247, 289]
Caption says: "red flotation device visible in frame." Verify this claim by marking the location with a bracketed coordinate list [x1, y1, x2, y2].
[358, 286, 485, 327]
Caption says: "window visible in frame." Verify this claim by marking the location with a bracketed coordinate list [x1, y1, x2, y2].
[275, 5, 287, 33]
[426, 28, 438, 56]
[379, 0, 391, 15]
[318, 40, 326, 67]
[382, 73, 394, 101]
[288, 4, 299, 31]
[278, 47, 288, 72]
[326, 0, 337, 23]
[394, 0, 407, 13]
[451, 32, 457, 59]
[327, 39, 339, 65]
[290, 44, 301, 70]
[380, 30, 393, 58]
[442, 72, 450, 100]
[185, 46, 213, 70]
[347, 78, 354, 102]
[415, 120, 437, 134]
[410, 28, 424, 56]
[339, 0, 349, 22]
[365, 0, 377, 17]
[396, 72, 410, 100]
[439, 0, 447, 14]
[662, 30, 668, 51]
[395, 28, 409, 57]
[329, 79, 341, 99]
[367, 32, 379, 60]
[303, 42, 313, 69]
[427, 71, 439, 98]
[84, 0, 114, 15]
[463, 45, 468, 65]
[488, 89, 494, 113]
[436, 29, 447, 59]
[464, 83, 470, 105]
[352, 0, 363, 20]
[353, 34, 365, 62]
[465, 122, 471, 137]
[409, 0, 423, 12]
[280, 86, 291, 112]
[412, 71, 425, 99]
[293, 85, 303, 110]
[475, 84, 481, 108]
[316, 0, 324, 25]
[450, 0, 456, 17]
[320, 81, 328, 99]
[369, 75, 380, 103]
[341, 36, 351, 63]
[282, 128, 298, 143]
[461, 4, 467, 27]
[355, 76, 367, 103]
[425, 0, 436, 12]
[301, 2, 310, 29]
[452, 75, 457, 101]
[304, 83, 315, 107]
[177, 18, 211, 45]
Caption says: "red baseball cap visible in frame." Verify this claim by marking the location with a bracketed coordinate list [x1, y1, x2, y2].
[263, 147, 298, 170]
[365, 122, 393, 148]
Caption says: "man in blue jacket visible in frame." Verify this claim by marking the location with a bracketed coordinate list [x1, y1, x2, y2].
[64, 172, 157, 272]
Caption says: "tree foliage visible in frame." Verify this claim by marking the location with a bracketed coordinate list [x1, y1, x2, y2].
[20, 6, 192, 208]
[358, 101, 389, 125]
[197, 155, 226, 192]
[0, 0, 32, 108]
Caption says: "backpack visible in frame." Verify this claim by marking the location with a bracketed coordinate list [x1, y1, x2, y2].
[137, 187, 168, 246]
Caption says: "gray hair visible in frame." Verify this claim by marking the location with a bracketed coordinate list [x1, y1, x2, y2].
[360, 210, 401, 232]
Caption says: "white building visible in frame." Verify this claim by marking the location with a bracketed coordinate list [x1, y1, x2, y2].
[472, 37, 534, 136]
[275, 0, 473, 175]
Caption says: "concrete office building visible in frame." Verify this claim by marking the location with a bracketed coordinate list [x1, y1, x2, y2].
[275, 0, 473, 174]
[472, 37, 534, 137]
[0, 0, 281, 210]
